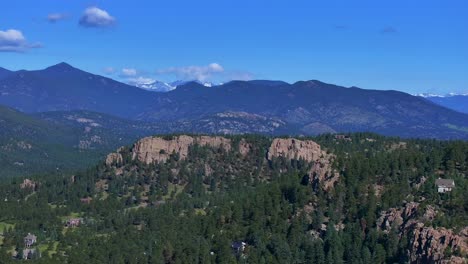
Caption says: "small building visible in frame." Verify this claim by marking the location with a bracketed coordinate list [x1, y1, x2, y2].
[435, 178, 455, 193]
[232, 241, 247, 255]
[65, 218, 82, 227]
[335, 135, 352, 141]
[24, 233, 37, 247]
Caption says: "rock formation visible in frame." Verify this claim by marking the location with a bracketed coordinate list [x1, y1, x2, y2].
[377, 202, 420, 232]
[377, 202, 467, 263]
[267, 138, 338, 190]
[105, 152, 123, 166]
[238, 139, 252, 156]
[409, 224, 467, 264]
[267, 138, 324, 162]
[106, 135, 232, 165]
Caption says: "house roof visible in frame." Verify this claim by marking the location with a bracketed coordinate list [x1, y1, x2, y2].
[232, 241, 246, 249]
[24, 233, 37, 240]
[435, 178, 455, 188]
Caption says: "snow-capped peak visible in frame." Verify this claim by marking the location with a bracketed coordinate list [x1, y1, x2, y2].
[415, 92, 468, 98]
[128, 79, 222, 92]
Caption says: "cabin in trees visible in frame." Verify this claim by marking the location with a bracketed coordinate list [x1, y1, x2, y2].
[232, 241, 247, 255]
[334, 135, 352, 141]
[24, 233, 37, 247]
[435, 178, 455, 193]
[65, 218, 82, 227]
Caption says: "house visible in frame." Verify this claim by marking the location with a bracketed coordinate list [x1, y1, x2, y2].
[66, 218, 82, 227]
[232, 241, 247, 254]
[24, 233, 37, 247]
[435, 178, 455, 193]
[335, 135, 352, 141]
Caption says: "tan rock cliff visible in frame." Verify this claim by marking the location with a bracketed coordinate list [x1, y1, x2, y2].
[267, 138, 337, 190]
[409, 225, 467, 263]
[377, 202, 467, 263]
[107, 135, 232, 165]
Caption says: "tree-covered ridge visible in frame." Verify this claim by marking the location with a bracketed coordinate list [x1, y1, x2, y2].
[0, 133, 466, 263]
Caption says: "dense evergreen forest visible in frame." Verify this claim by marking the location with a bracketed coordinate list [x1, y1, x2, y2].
[0, 133, 466, 263]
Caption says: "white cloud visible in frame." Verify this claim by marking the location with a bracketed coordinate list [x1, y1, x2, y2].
[228, 70, 255, 81]
[79, 7, 116, 28]
[47, 13, 68, 23]
[156, 63, 225, 82]
[0, 29, 41, 52]
[121, 68, 137, 77]
[127, 76, 156, 86]
[102, 67, 116, 75]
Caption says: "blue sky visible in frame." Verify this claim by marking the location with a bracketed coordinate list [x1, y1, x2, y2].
[1, 0, 467, 94]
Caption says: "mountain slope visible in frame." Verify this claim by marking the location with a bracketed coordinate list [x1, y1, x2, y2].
[0, 105, 91, 177]
[141, 80, 468, 139]
[1, 63, 467, 139]
[0, 106, 165, 178]
[0, 63, 157, 118]
[0, 67, 12, 80]
[0, 134, 465, 263]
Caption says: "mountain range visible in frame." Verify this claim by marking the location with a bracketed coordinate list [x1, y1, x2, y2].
[132, 79, 217, 92]
[418, 93, 468, 114]
[0, 62, 467, 140]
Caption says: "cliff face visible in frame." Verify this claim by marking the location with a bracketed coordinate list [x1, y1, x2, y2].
[377, 202, 467, 263]
[267, 138, 323, 162]
[410, 224, 467, 264]
[107, 136, 339, 188]
[107, 135, 232, 164]
[267, 138, 338, 190]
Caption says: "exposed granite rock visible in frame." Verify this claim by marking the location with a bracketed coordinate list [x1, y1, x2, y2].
[238, 139, 252, 156]
[308, 155, 339, 190]
[409, 225, 467, 263]
[105, 152, 123, 166]
[268, 138, 324, 162]
[377, 202, 466, 263]
[377, 202, 420, 232]
[107, 135, 232, 165]
[267, 138, 337, 190]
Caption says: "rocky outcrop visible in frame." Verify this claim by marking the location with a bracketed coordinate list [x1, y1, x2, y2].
[377, 203, 467, 263]
[268, 138, 324, 162]
[105, 152, 123, 166]
[20, 179, 37, 190]
[409, 225, 467, 263]
[377, 202, 421, 232]
[268, 138, 337, 190]
[238, 139, 252, 156]
[107, 135, 232, 165]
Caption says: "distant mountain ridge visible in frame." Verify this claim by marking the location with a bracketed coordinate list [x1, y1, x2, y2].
[417, 93, 468, 114]
[0, 67, 12, 80]
[0, 63, 155, 118]
[1, 63, 468, 139]
[133, 79, 220, 92]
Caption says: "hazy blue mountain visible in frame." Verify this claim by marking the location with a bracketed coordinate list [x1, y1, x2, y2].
[142, 80, 468, 139]
[421, 94, 468, 114]
[0, 67, 12, 80]
[1, 63, 468, 139]
[0, 63, 157, 118]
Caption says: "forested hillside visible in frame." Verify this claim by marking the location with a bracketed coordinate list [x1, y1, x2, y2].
[0, 133, 466, 263]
